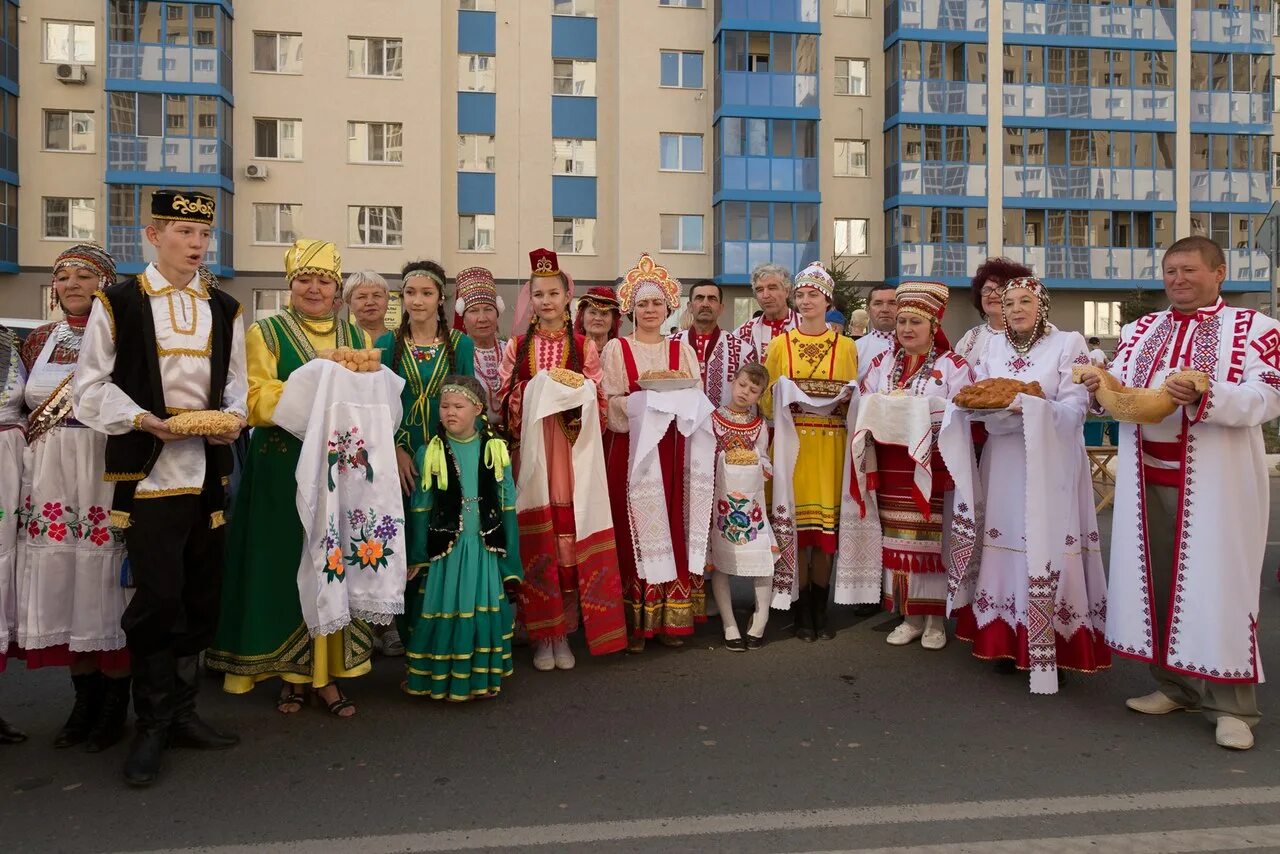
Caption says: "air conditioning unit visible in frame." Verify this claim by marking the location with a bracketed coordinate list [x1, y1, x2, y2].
[55, 63, 87, 84]
[243, 164, 269, 180]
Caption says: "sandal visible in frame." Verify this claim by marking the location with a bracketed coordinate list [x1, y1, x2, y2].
[276, 684, 307, 714]
[316, 684, 356, 718]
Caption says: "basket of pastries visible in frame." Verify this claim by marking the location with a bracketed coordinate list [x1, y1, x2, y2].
[165, 410, 243, 437]
[954, 378, 1045, 410]
[317, 347, 383, 373]
[549, 367, 586, 388]
[637, 369, 698, 391]
[793, 378, 848, 399]
[1071, 365, 1209, 425]
[724, 448, 760, 466]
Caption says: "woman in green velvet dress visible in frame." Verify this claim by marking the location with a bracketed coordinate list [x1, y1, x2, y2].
[404, 377, 521, 701]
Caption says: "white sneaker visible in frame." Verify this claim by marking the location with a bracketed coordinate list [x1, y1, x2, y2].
[1215, 717, 1254, 750]
[886, 621, 924, 646]
[532, 640, 555, 672]
[921, 627, 947, 650]
[1125, 691, 1195, 715]
[552, 636, 575, 670]
[381, 626, 405, 657]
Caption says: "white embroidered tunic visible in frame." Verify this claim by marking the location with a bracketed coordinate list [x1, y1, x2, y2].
[472, 338, 506, 425]
[954, 322, 1000, 369]
[734, 310, 797, 363]
[670, 327, 758, 408]
[855, 328, 895, 382]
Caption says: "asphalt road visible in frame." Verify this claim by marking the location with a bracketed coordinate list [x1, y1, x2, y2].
[2, 483, 1280, 853]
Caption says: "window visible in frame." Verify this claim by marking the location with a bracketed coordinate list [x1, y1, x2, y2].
[43, 20, 95, 64]
[553, 217, 597, 255]
[1274, 76, 1280, 111]
[660, 214, 704, 252]
[349, 205, 403, 247]
[44, 110, 94, 153]
[1084, 301, 1122, 338]
[834, 139, 868, 177]
[43, 197, 96, 240]
[659, 133, 703, 171]
[553, 138, 597, 175]
[348, 37, 403, 78]
[253, 203, 300, 245]
[348, 121, 403, 164]
[460, 0, 497, 9]
[834, 218, 869, 256]
[459, 54, 496, 92]
[659, 0, 704, 6]
[459, 214, 496, 251]
[552, 59, 597, 96]
[1274, 152, 1280, 188]
[458, 134, 496, 172]
[253, 290, 291, 323]
[253, 32, 303, 74]
[660, 51, 703, 89]
[833, 0, 869, 15]
[552, 0, 596, 15]
[254, 118, 302, 159]
[835, 58, 869, 95]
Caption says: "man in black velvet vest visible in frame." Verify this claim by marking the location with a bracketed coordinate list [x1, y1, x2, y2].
[74, 190, 248, 787]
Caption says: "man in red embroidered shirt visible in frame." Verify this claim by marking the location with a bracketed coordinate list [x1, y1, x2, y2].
[671, 280, 757, 409]
[734, 263, 798, 363]
[1081, 235, 1280, 751]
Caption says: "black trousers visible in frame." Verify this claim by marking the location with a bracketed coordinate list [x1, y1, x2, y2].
[121, 495, 225, 659]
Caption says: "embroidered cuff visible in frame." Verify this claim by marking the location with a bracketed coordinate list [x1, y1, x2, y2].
[1188, 384, 1213, 424]
[131, 411, 149, 431]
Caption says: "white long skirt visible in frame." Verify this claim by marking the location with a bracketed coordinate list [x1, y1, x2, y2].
[0, 426, 22, 669]
[15, 425, 128, 656]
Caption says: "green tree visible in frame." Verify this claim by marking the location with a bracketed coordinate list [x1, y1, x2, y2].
[829, 255, 865, 317]
[1119, 287, 1157, 325]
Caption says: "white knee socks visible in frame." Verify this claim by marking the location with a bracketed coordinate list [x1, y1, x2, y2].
[747, 577, 771, 638]
[711, 572, 740, 640]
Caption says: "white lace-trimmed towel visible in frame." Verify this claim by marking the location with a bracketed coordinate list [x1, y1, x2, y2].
[841, 391, 945, 607]
[940, 394, 1079, 694]
[769, 376, 860, 609]
[274, 359, 408, 638]
[624, 387, 716, 584]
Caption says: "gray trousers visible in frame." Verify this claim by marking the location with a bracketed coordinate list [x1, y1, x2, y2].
[1144, 482, 1261, 727]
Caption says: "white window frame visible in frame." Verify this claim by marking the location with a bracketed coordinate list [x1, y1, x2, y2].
[347, 121, 404, 165]
[553, 217, 597, 255]
[252, 31, 303, 75]
[460, 0, 497, 9]
[347, 36, 403, 79]
[659, 132, 704, 172]
[459, 214, 496, 252]
[1273, 152, 1280, 188]
[552, 0, 597, 16]
[1084, 300, 1123, 338]
[552, 138, 597, 176]
[660, 214, 705, 253]
[834, 217, 870, 256]
[658, 0, 704, 7]
[43, 20, 95, 64]
[253, 118, 302, 160]
[42, 196, 96, 241]
[252, 203, 300, 246]
[833, 0, 870, 16]
[457, 134, 496, 172]
[552, 59, 597, 97]
[834, 139, 869, 177]
[459, 53, 496, 92]
[349, 205, 404, 248]
[835, 58, 869, 96]
[253, 289, 291, 323]
[43, 109, 95, 153]
[660, 50, 704, 89]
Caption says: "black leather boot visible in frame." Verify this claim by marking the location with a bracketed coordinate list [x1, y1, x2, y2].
[84, 674, 131, 753]
[124, 653, 175, 788]
[54, 672, 104, 748]
[812, 584, 835, 640]
[795, 586, 816, 643]
[169, 655, 238, 750]
[0, 716, 26, 744]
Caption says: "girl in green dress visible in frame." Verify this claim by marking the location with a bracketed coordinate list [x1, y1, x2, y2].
[404, 376, 521, 701]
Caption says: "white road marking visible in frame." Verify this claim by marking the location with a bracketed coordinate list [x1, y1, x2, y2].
[804, 823, 1280, 853]
[138, 786, 1280, 853]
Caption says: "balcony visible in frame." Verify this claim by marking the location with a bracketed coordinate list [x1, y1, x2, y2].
[718, 155, 818, 192]
[886, 163, 987, 198]
[718, 71, 819, 110]
[107, 44, 230, 89]
[107, 134, 230, 178]
[1002, 85, 1174, 123]
[1003, 166, 1174, 203]
[1190, 170, 1271, 205]
[887, 243, 988, 280]
[1190, 8, 1274, 48]
[887, 0, 988, 38]
[1190, 91, 1271, 127]
[718, 0, 818, 25]
[1003, 1, 1174, 41]
[717, 239, 819, 278]
[888, 80, 986, 119]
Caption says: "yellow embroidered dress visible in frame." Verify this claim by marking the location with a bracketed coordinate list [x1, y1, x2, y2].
[761, 328, 858, 553]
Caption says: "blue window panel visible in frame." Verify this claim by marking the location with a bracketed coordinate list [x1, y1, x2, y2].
[551, 15, 597, 60]
[458, 11, 496, 54]
[458, 172, 496, 215]
[552, 176, 597, 219]
[551, 96, 597, 139]
[458, 93, 497, 134]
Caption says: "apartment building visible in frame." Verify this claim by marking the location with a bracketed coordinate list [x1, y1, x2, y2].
[0, 1, 1273, 344]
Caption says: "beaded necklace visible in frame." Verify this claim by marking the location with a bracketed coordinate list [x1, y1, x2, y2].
[286, 306, 336, 337]
[889, 346, 938, 395]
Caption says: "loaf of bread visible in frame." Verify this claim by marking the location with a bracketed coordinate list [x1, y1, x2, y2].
[954, 378, 1045, 409]
[165, 410, 242, 436]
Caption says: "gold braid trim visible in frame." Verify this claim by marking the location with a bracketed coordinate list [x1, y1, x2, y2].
[109, 510, 132, 529]
[134, 487, 203, 499]
[94, 290, 117, 344]
[103, 471, 147, 482]
[210, 510, 226, 529]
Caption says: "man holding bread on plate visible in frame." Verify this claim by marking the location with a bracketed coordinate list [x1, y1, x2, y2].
[1078, 235, 1280, 751]
[74, 189, 247, 785]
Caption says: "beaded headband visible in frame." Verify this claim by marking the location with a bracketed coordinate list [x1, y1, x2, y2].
[403, 269, 445, 288]
[440, 383, 484, 408]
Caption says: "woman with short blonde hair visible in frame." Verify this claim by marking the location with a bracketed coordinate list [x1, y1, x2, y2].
[343, 270, 390, 343]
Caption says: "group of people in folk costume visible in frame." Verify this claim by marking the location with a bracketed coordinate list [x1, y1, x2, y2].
[0, 188, 1275, 789]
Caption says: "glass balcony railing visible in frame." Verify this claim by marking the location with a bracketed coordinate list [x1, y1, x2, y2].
[107, 134, 229, 176]
[1190, 170, 1271, 205]
[718, 0, 818, 24]
[107, 44, 231, 89]
[717, 240, 819, 278]
[886, 163, 988, 198]
[887, 0, 988, 38]
[1190, 9, 1273, 47]
[887, 243, 989, 280]
[718, 71, 819, 110]
[1190, 91, 1271, 126]
[1002, 84, 1174, 122]
[1003, 2, 1174, 41]
[888, 80, 986, 118]
[718, 155, 819, 192]
[1003, 166, 1174, 202]
[1000, 246, 1268, 285]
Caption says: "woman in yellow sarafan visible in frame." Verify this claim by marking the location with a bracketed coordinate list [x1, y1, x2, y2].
[761, 262, 857, 642]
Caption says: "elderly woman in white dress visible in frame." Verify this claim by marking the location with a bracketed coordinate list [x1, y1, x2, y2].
[941, 276, 1110, 694]
[954, 257, 1033, 366]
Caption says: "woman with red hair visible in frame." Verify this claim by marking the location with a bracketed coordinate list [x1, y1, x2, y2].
[574, 287, 621, 354]
[954, 257, 1032, 368]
